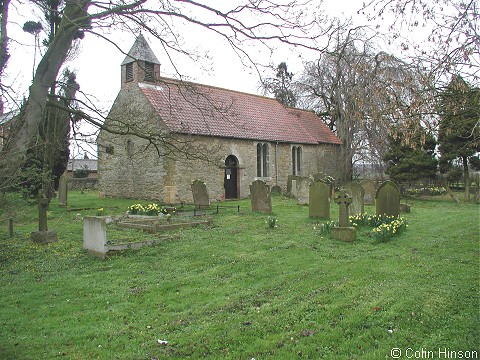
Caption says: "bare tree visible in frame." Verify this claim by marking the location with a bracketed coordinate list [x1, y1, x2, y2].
[360, 0, 479, 85]
[297, 26, 433, 181]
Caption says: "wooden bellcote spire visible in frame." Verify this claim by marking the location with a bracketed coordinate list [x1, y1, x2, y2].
[121, 34, 161, 87]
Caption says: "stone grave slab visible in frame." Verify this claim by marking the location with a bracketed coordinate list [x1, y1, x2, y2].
[58, 174, 68, 207]
[344, 181, 365, 216]
[250, 180, 272, 213]
[191, 179, 209, 208]
[309, 180, 330, 219]
[361, 179, 375, 205]
[375, 180, 400, 217]
[296, 177, 310, 205]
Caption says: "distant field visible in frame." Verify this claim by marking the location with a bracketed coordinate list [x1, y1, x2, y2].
[0, 191, 478, 359]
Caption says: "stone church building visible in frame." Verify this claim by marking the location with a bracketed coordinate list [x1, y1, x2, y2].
[98, 35, 342, 203]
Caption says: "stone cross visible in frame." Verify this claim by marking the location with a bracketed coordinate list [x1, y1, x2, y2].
[334, 189, 352, 227]
[38, 189, 50, 231]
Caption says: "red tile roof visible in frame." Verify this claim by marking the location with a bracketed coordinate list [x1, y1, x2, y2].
[139, 78, 342, 145]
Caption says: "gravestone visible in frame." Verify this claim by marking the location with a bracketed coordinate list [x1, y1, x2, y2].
[287, 175, 302, 195]
[375, 180, 400, 217]
[309, 180, 330, 219]
[344, 181, 365, 216]
[38, 189, 49, 231]
[58, 174, 68, 207]
[191, 179, 209, 208]
[291, 180, 297, 197]
[250, 180, 272, 213]
[83, 216, 108, 258]
[31, 189, 58, 243]
[335, 190, 352, 227]
[361, 179, 375, 205]
[330, 189, 356, 242]
[311, 173, 335, 200]
[296, 177, 310, 205]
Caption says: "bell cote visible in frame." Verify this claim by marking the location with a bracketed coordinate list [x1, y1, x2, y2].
[121, 34, 161, 88]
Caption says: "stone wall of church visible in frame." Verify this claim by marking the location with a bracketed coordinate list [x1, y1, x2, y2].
[99, 130, 341, 203]
[97, 85, 170, 200]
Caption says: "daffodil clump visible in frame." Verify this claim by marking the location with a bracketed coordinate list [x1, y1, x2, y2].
[144, 203, 161, 216]
[96, 208, 104, 216]
[371, 217, 408, 242]
[127, 203, 145, 215]
[127, 203, 174, 216]
[407, 187, 446, 196]
[348, 213, 398, 228]
[266, 216, 278, 228]
[314, 220, 338, 235]
[349, 213, 407, 241]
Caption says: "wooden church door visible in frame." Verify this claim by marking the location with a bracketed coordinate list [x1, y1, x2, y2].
[224, 155, 238, 199]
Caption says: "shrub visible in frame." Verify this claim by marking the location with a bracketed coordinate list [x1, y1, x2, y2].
[74, 166, 90, 178]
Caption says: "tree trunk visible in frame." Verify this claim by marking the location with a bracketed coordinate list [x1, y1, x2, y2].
[340, 144, 353, 183]
[462, 155, 470, 202]
[0, 0, 10, 78]
[0, 0, 90, 185]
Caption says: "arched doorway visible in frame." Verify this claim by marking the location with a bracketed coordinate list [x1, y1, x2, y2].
[224, 155, 239, 199]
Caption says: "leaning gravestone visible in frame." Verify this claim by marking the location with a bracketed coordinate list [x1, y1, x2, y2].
[296, 177, 310, 205]
[58, 174, 68, 207]
[344, 181, 365, 216]
[375, 180, 400, 217]
[250, 180, 272, 213]
[309, 180, 330, 219]
[361, 179, 376, 205]
[191, 179, 209, 208]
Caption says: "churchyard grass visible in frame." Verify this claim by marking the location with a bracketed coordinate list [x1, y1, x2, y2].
[0, 191, 478, 359]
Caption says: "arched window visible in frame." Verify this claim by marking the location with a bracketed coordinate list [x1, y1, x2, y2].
[292, 146, 302, 175]
[256, 143, 269, 177]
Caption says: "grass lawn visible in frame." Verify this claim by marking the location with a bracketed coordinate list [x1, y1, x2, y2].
[0, 191, 479, 359]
